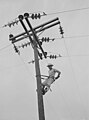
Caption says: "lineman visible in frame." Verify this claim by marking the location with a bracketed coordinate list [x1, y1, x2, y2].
[42, 63, 61, 95]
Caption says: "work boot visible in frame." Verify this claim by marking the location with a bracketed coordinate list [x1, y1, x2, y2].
[42, 85, 45, 95]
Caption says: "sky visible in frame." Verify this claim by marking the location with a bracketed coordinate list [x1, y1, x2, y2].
[0, 0, 89, 120]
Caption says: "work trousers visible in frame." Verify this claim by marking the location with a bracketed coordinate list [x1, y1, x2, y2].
[42, 77, 54, 92]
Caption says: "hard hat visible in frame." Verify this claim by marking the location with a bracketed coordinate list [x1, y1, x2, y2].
[47, 63, 53, 67]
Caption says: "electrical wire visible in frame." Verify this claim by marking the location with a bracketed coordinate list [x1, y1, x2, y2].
[46, 6, 89, 16]
[47, 51, 89, 57]
[44, 85, 74, 119]
[63, 37, 87, 118]
[0, 44, 12, 52]
[55, 34, 89, 40]
[0, 33, 88, 52]
[1, 6, 89, 29]
[18, 55, 34, 75]
[45, 96, 61, 120]
[57, 86, 74, 118]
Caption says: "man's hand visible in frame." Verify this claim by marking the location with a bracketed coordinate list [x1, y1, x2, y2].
[55, 72, 61, 80]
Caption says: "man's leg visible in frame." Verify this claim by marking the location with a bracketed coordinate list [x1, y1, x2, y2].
[41, 84, 46, 95]
[41, 78, 48, 95]
[44, 84, 50, 93]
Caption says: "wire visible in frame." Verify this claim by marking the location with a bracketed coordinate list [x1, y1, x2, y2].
[62, 54, 89, 57]
[0, 33, 88, 60]
[0, 33, 88, 54]
[55, 34, 89, 40]
[0, 44, 12, 52]
[45, 97, 61, 120]
[18, 55, 32, 74]
[56, 86, 74, 118]
[47, 51, 89, 57]
[46, 6, 89, 16]
[63, 37, 87, 118]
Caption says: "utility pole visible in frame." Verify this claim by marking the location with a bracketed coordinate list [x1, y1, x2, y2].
[9, 12, 63, 120]
[33, 40, 45, 120]
[24, 13, 46, 120]
[18, 14, 45, 120]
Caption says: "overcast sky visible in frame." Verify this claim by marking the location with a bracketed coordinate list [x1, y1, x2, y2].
[0, 0, 89, 120]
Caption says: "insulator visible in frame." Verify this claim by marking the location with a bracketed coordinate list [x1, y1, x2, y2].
[41, 37, 54, 42]
[52, 55, 54, 58]
[59, 26, 64, 35]
[39, 53, 43, 59]
[32, 60, 35, 64]
[28, 42, 30, 46]
[52, 38, 55, 41]
[42, 37, 44, 42]
[44, 52, 47, 56]
[13, 44, 20, 55]
[44, 37, 47, 42]
[40, 41, 42, 45]
[31, 14, 34, 19]
[49, 55, 57, 59]
[54, 55, 57, 59]
[11, 22, 14, 26]
[47, 37, 49, 42]
[15, 20, 18, 25]
[35, 14, 38, 19]
[49, 55, 52, 59]
[18, 45, 21, 48]
[21, 44, 25, 48]
[38, 13, 41, 19]
[25, 43, 28, 47]
[8, 23, 11, 27]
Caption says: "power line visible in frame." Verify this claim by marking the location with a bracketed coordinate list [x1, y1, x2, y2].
[55, 34, 89, 40]
[0, 33, 89, 54]
[46, 6, 89, 16]
[63, 38, 87, 118]
[47, 51, 89, 57]
[1, 7, 89, 29]
[0, 44, 12, 52]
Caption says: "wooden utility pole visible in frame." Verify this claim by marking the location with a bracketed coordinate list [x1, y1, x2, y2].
[9, 13, 61, 120]
[18, 14, 45, 120]
[23, 13, 46, 120]
[33, 40, 45, 120]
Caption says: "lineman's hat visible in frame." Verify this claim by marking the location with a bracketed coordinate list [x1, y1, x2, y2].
[47, 63, 53, 67]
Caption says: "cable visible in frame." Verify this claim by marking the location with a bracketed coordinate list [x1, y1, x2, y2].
[62, 54, 89, 57]
[0, 44, 12, 52]
[45, 96, 61, 120]
[18, 55, 30, 72]
[63, 37, 87, 118]
[47, 51, 89, 57]
[46, 6, 89, 16]
[56, 86, 74, 118]
[0, 34, 88, 54]
[55, 34, 89, 40]
[1, 6, 89, 29]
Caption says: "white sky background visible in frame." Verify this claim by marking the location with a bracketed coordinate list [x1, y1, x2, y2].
[0, 0, 89, 120]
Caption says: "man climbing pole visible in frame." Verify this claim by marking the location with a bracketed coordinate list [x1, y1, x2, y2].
[41, 63, 61, 95]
